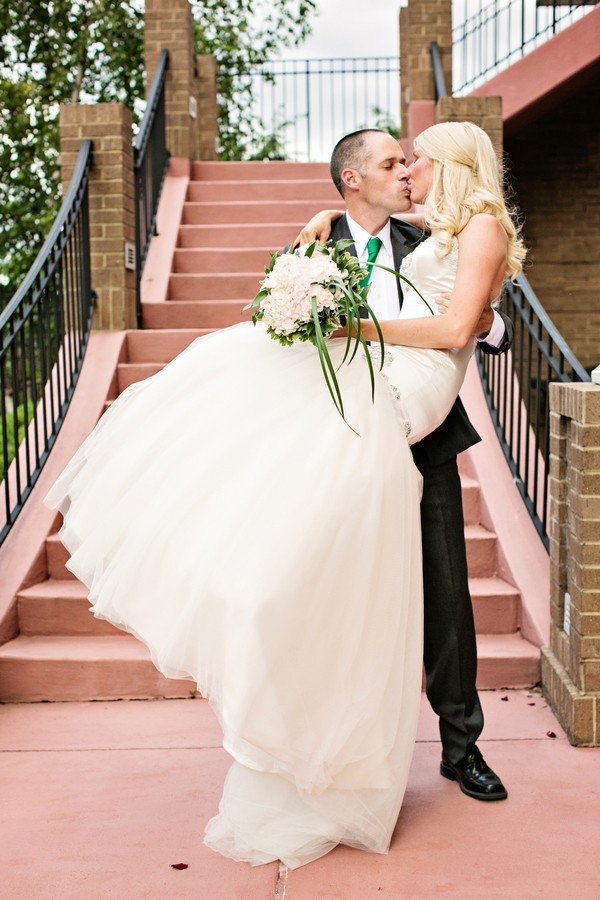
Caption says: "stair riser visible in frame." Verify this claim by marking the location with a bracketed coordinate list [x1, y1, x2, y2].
[466, 535, 497, 578]
[476, 656, 540, 689]
[18, 590, 519, 638]
[187, 181, 339, 202]
[169, 274, 261, 302]
[18, 596, 118, 637]
[192, 161, 331, 181]
[461, 483, 481, 526]
[143, 302, 251, 330]
[182, 201, 342, 226]
[0, 659, 192, 702]
[124, 330, 204, 363]
[178, 224, 306, 248]
[173, 248, 275, 273]
[0, 652, 537, 699]
[46, 537, 77, 581]
[472, 595, 519, 634]
[117, 364, 163, 393]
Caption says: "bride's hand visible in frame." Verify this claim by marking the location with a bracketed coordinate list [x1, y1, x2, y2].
[435, 292, 495, 338]
[291, 209, 344, 249]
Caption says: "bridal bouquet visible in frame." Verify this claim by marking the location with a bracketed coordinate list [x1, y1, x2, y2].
[245, 239, 385, 421]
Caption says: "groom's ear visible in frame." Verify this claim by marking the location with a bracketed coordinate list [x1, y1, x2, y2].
[341, 168, 360, 193]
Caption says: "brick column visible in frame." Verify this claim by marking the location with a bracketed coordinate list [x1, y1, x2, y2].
[145, 0, 218, 161]
[437, 95, 504, 156]
[400, 0, 452, 145]
[542, 382, 600, 745]
[59, 104, 136, 331]
[195, 55, 218, 160]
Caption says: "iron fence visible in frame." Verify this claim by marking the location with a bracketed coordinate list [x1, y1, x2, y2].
[453, 0, 598, 94]
[0, 141, 95, 547]
[134, 49, 170, 327]
[219, 57, 401, 163]
[476, 274, 591, 549]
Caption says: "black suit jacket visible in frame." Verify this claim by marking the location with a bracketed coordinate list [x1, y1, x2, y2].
[329, 213, 513, 465]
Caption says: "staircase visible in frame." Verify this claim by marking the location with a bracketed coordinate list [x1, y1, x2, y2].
[0, 160, 540, 702]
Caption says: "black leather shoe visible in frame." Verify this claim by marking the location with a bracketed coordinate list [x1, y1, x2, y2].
[440, 745, 508, 801]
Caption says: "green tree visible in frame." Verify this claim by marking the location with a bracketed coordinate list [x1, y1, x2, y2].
[0, 0, 316, 290]
[191, 0, 316, 160]
[0, 0, 145, 291]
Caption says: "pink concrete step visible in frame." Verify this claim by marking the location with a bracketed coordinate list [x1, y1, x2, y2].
[469, 576, 520, 634]
[460, 474, 481, 525]
[17, 580, 117, 637]
[142, 299, 251, 330]
[178, 223, 307, 249]
[1, 158, 537, 705]
[117, 362, 163, 392]
[0, 635, 194, 702]
[475, 633, 540, 688]
[465, 524, 498, 578]
[191, 160, 331, 181]
[187, 179, 340, 202]
[173, 247, 275, 274]
[168, 272, 261, 302]
[182, 200, 343, 226]
[46, 532, 77, 580]
[123, 329, 204, 362]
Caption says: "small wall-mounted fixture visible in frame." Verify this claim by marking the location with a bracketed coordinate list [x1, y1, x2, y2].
[124, 242, 136, 272]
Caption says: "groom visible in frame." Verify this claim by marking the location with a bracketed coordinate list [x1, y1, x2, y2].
[297, 129, 510, 801]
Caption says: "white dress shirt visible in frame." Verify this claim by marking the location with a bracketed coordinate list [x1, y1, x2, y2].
[346, 213, 401, 321]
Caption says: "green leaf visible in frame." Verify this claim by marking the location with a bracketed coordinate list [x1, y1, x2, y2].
[311, 297, 344, 419]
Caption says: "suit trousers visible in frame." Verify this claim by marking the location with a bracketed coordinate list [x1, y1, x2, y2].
[411, 444, 484, 763]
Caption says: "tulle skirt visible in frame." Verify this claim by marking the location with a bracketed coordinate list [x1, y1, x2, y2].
[45, 322, 466, 867]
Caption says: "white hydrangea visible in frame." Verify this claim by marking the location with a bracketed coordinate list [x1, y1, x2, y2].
[259, 251, 344, 335]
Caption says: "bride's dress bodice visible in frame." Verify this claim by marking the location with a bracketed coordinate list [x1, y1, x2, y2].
[368, 234, 474, 444]
[400, 232, 459, 319]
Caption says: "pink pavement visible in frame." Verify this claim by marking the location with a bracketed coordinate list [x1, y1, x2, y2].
[1, 690, 599, 899]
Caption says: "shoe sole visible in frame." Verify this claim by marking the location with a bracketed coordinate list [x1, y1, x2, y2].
[440, 761, 508, 801]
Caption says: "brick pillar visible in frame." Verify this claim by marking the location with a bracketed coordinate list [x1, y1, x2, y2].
[542, 382, 600, 745]
[195, 55, 218, 160]
[400, 0, 452, 146]
[145, 0, 217, 161]
[436, 95, 504, 156]
[59, 104, 136, 331]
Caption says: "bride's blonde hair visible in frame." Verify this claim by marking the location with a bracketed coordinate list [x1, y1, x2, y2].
[414, 121, 526, 280]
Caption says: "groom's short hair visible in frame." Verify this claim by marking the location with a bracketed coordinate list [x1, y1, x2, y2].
[330, 129, 388, 198]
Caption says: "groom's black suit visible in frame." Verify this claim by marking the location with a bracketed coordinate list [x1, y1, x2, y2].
[330, 213, 513, 763]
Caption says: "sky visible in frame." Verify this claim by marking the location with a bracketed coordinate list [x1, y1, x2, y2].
[278, 1, 402, 60]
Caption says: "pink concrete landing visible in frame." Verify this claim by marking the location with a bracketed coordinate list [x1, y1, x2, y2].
[1, 691, 598, 899]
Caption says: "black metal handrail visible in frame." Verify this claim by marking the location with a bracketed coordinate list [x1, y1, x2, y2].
[453, 0, 597, 94]
[0, 141, 95, 547]
[476, 274, 591, 549]
[430, 41, 447, 101]
[133, 49, 170, 327]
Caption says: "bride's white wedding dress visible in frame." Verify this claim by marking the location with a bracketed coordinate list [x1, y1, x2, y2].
[46, 235, 472, 868]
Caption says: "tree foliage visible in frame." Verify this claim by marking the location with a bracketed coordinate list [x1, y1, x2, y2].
[0, 0, 316, 290]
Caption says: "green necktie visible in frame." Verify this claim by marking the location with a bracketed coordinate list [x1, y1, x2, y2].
[359, 236, 382, 291]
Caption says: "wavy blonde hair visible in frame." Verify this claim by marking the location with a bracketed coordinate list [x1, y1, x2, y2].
[413, 121, 526, 280]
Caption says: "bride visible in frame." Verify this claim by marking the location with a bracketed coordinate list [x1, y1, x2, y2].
[45, 122, 525, 869]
